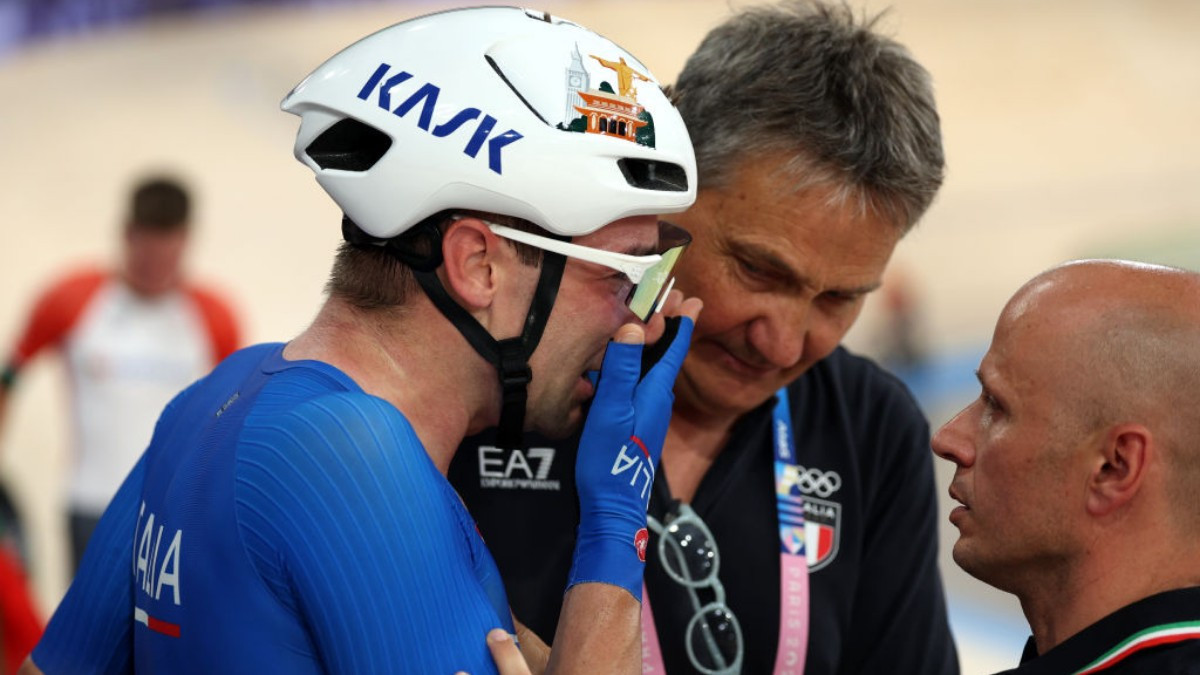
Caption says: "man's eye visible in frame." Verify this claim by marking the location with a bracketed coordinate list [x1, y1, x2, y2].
[821, 290, 860, 305]
[737, 258, 771, 280]
[609, 274, 633, 293]
[981, 391, 1001, 412]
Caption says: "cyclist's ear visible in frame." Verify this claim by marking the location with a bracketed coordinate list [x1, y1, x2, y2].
[441, 218, 515, 313]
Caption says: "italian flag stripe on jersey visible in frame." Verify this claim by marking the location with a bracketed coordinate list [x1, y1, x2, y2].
[1073, 621, 1200, 674]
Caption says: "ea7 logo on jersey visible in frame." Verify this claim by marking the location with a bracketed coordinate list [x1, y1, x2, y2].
[611, 436, 653, 502]
[478, 446, 560, 491]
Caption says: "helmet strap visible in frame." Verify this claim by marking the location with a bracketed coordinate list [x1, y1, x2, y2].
[412, 250, 566, 451]
[344, 215, 567, 449]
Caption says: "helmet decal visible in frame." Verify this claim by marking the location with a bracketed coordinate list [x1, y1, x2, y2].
[558, 45, 656, 148]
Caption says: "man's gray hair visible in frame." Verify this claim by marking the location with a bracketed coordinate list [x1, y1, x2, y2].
[672, 0, 945, 231]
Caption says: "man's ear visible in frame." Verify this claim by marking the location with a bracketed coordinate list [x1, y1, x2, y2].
[439, 217, 504, 310]
[1086, 424, 1150, 517]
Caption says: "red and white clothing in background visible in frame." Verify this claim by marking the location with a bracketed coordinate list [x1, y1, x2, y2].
[4, 267, 238, 517]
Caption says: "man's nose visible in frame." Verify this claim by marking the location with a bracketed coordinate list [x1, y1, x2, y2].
[746, 300, 810, 369]
[932, 406, 976, 467]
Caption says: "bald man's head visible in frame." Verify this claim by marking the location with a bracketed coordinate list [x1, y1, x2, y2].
[1003, 260, 1200, 532]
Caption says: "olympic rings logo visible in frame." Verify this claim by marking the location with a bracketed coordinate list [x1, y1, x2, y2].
[779, 464, 842, 498]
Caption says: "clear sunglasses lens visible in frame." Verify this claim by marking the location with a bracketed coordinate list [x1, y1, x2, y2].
[660, 519, 718, 585]
[687, 605, 743, 673]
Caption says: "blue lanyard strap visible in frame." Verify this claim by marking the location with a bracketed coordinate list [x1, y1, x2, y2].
[774, 387, 805, 555]
[773, 386, 797, 462]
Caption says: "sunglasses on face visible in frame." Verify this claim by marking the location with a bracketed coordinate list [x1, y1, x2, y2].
[482, 219, 692, 322]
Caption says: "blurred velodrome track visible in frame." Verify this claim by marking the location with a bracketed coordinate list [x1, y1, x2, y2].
[1, 1, 1199, 672]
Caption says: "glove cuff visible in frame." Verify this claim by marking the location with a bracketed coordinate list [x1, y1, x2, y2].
[566, 526, 649, 601]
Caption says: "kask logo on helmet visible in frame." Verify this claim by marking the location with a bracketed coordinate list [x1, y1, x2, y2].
[353, 46, 659, 177]
[356, 63, 525, 175]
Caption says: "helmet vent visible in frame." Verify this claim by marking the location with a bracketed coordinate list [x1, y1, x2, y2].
[617, 159, 689, 192]
[305, 118, 392, 171]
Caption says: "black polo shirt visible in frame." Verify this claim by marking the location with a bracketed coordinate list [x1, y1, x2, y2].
[997, 587, 1200, 674]
[450, 346, 958, 674]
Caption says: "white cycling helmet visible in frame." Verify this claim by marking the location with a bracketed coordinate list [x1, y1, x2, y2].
[282, 6, 696, 239]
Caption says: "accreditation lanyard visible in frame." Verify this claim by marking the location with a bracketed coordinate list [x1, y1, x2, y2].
[641, 388, 810, 674]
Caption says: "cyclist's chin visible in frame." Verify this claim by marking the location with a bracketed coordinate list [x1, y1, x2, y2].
[527, 397, 585, 441]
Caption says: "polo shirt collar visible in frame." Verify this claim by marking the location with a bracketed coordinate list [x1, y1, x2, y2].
[1002, 586, 1200, 674]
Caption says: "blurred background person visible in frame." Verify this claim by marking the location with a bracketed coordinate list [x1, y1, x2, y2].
[877, 267, 931, 374]
[0, 176, 239, 574]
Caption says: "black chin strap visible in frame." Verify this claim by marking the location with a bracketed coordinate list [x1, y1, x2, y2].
[345, 216, 566, 450]
[413, 252, 564, 449]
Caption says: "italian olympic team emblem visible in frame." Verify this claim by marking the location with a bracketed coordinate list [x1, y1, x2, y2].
[803, 497, 841, 571]
[776, 463, 843, 571]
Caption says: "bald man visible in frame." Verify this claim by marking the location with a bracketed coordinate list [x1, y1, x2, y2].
[933, 259, 1200, 674]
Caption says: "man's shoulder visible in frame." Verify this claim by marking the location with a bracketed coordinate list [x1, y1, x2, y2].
[7, 266, 112, 365]
[256, 367, 394, 428]
[162, 344, 362, 436]
[1111, 641, 1200, 675]
[28, 265, 112, 320]
[248, 373, 425, 465]
[1007, 588, 1200, 675]
[181, 282, 241, 360]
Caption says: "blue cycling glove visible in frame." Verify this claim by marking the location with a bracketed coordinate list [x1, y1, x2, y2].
[567, 316, 695, 601]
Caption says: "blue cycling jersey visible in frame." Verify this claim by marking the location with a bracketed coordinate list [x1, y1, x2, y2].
[36, 343, 513, 674]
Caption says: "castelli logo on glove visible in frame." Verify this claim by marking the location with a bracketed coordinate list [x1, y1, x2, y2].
[635, 527, 649, 562]
[356, 63, 524, 175]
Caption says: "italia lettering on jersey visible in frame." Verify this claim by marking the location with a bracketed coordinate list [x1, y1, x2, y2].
[132, 500, 183, 638]
[356, 63, 523, 174]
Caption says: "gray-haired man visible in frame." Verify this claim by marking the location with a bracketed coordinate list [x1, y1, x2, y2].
[452, 1, 957, 672]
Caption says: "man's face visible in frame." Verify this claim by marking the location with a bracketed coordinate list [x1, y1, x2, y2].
[931, 295, 1090, 591]
[524, 215, 660, 437]
[670, 158, 900, 420]
[124, 225, 188, 296]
